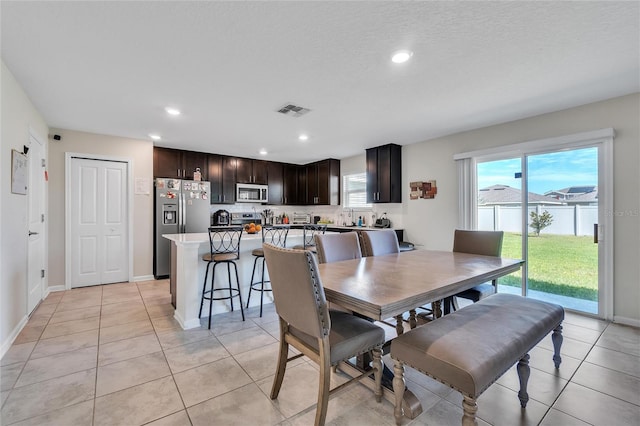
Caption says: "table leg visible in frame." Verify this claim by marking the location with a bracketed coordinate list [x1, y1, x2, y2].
[433, 300, 443, 318]
[395, 315, 404, 335]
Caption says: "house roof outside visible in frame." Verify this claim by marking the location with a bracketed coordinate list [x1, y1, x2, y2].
[478, 185, 563, 206]
[545, 185, 597, 201]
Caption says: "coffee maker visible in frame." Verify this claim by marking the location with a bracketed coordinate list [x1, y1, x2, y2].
[212, 209, 230, 226]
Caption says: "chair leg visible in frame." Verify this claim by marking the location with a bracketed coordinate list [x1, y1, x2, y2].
[259, 257, 266, 317]
[208, 262, 219, 329]
[372, 348, 382, 403]
[315, 339, 331, 426]
[246, 255, 260, 308]
[270, 319, 289, 399]
[227, 262, 234, 312]
[392, 359, 405, 425]
[232, 261, 245, 321]
[199, 261, 212, 319]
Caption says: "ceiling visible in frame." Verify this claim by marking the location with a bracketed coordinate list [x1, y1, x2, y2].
[2, 2, 638, 164]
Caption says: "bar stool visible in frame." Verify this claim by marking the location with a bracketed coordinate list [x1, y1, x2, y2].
[292, 223, 327, 253]
[246, 225, 289, 317]
[199, 226, 244, 329]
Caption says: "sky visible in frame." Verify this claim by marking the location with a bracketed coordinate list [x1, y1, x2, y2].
[477, 147, 598, 195]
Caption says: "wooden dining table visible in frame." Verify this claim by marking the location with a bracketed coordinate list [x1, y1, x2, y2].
[317, 248, 524, 418]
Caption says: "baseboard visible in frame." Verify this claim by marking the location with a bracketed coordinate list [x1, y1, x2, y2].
[47, 285, 67, 293]
[613, 315, 640, 328]
[1, 315, 29, 360]
[133, 275, 155, 282]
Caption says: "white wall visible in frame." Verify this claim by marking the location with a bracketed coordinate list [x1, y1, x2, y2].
[1, 61, 49, 354]
[47, 129, 154, 286]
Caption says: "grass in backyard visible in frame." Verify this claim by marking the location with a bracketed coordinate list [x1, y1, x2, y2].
[499, 232, 598, 301]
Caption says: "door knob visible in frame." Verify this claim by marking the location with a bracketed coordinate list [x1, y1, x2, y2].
[29, 231, 38, 236]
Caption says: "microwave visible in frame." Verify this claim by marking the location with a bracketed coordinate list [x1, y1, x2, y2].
[236, 183, 268, 203]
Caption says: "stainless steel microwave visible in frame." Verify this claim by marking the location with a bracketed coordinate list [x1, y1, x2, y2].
[236, 183, 268, 203]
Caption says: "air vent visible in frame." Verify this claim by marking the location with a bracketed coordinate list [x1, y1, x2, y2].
[276, 103, 311, 118]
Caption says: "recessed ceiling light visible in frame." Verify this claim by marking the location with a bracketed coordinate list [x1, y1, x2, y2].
[391, 50, 413, 64]
[149, 134, 161, 141]
[259, 149, 268, 156]
[299, 134, 309, 141]
[165, 107, 181, 116]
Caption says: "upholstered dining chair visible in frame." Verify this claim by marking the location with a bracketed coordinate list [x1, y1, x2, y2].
[359, 229, 400, 257]
[262, 243, 385, 426]
[314, 232, 362, 264]
[451, 229, 504, 310]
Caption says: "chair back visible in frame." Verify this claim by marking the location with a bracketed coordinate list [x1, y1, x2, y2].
[208, 226, 243, 259]
[261, 225, 290, 248]
[360, 230, 400, 257]
[302, 224, 327, 249]
[262, 243, 330, 339]
[314, 232, 362, 264]
[453, 230, 504, 257]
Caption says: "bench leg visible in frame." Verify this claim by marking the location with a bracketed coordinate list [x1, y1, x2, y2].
[552, 324, 563, 368]
[395, 315, 404, 335]
[517, 353, 530, 408]
[461, 396, 478, 426]
[392, 360, 405, 425]
[409, 309, 417, 329]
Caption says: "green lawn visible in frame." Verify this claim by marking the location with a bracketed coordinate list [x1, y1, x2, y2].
[499, 232, 598, 301]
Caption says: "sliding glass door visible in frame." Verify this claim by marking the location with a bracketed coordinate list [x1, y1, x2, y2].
[477, 147, 600, 315]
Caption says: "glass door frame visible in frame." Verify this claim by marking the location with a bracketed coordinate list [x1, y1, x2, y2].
[455, 128, 614, 319]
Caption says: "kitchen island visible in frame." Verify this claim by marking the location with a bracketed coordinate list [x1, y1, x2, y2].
[163, 226, 403, 329]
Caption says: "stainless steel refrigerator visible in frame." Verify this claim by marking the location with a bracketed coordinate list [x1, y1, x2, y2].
[154, 178, 211, 278]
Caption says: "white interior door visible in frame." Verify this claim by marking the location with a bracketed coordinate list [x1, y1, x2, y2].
[27, 133, 46, 313]
[70, 157, 128, 287]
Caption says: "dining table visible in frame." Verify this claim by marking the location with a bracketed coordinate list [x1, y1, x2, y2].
[316, 248, 524, 419]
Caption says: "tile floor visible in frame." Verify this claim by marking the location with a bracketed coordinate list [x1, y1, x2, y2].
[1, 280, 639, 426]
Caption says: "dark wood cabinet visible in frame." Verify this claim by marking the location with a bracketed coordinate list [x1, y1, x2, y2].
[236, 158, 268, 184]
[267, 162, 284, 205]
[154, 147, 339, 206]
[153, 147, 183, 178]
[153, 147, 207, 180]
[207, 154, 223, 204]
[366, 143, 402, 203]
[306, 159, 340, 205]
[221, 157, 237, 204]
[283, 164, 301, 205]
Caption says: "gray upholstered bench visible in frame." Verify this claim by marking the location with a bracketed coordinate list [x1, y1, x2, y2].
[390, 293, 564, 426]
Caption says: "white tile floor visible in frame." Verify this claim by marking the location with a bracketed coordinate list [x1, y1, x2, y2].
[1, 280, 639, 425]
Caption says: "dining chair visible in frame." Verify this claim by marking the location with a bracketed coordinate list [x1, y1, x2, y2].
[262, 243, 385, 426]
[450, 229, 504, 311]
[314, 232, 362, 264]
[359, 229, 400, 257]
[199, 226, 244, 329]
[246, 225, 290, 317]
[292, 223, 327, 253]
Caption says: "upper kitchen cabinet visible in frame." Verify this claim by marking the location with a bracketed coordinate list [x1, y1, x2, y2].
[220, 157, 237, 204]
[153, 147, 207, 180]
[236, 158, 268, 184]
[207, 154, 223, 204]
[307, 159, 340, 205]
[366, 143, 402, 203]
[267, 162, 284, 205]
[283, 163, 302, 205]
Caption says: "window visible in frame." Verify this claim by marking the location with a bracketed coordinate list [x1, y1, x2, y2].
[343, 173, 371, 208]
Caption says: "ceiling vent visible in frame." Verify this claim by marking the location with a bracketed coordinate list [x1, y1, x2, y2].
[276, 103, 311, 118]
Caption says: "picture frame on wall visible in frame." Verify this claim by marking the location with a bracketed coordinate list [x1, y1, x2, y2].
[11, 149, 28, 195]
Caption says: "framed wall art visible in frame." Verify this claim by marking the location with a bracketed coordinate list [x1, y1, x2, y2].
[11, 149, 28, 195]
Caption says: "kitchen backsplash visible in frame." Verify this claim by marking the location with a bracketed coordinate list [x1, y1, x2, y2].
[209, 203, 404, 229]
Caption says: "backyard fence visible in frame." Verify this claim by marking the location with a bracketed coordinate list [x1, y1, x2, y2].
[478, 205, 597, 236]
